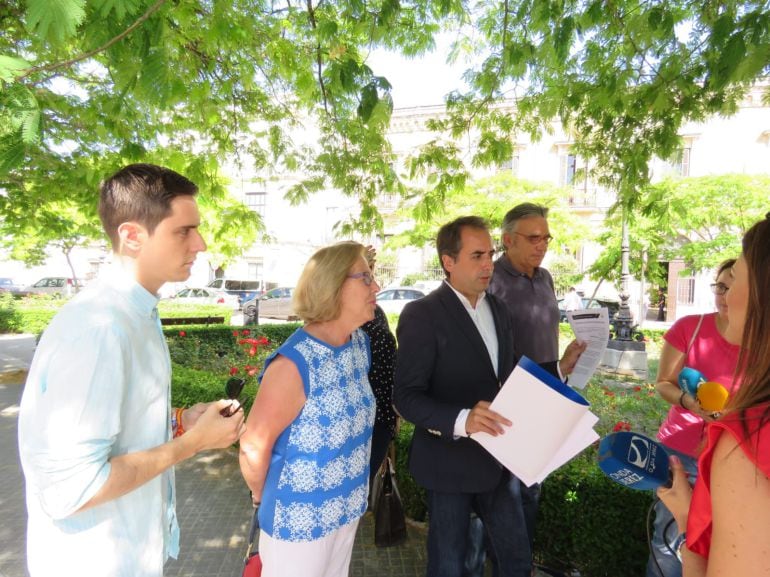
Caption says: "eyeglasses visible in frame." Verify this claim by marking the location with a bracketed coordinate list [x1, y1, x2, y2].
[514, 232, 554, 245]
[710, 282, 729, 295]
[220, 376, 246, 417]
[347, 271, 376, 286]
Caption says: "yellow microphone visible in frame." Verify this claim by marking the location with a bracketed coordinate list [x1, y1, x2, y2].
[697, 381, 729, 414]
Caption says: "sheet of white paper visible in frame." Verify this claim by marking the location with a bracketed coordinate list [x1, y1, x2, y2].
[470, 358, 599, 486]
[534, 412, 600, 484]
[566, 308, 610, 389]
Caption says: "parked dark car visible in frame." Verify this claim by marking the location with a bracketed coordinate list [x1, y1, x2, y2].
[557, 297, 620, 322]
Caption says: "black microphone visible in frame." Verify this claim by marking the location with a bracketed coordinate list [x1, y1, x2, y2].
[597, 431, 671, 490]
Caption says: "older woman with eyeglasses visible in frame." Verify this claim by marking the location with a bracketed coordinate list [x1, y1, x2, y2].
[645, 259, 740, 577]
[238, 241, 379, 577]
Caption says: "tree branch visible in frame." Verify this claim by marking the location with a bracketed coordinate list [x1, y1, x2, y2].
[305, 0, 330, 116]
[17, 0, 168, 81]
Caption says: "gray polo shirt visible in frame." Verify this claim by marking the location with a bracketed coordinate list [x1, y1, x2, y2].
[487, 255, 560, 364]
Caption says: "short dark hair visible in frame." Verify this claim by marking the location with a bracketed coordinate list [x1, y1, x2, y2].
[502, 202, 549, 235]
[98, 164, 198, 249]
[436, 216, 489, 277]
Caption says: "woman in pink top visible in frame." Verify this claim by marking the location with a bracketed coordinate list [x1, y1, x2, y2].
[646, 259, 739, 577]
[659, 214, 770, 576]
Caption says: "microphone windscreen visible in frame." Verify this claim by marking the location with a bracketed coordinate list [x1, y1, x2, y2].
[697, 381, 729, 412]
[678, 367, 706, 396]
[597, 432, 670, 490]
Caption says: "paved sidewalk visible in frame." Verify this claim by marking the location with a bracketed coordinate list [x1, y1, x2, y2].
[0, 335, 558, 577]
[0, 334, 35, 376]
[0, 336, 428, 577]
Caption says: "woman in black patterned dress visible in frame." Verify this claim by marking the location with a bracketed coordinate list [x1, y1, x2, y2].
[361, 248, 398, 482]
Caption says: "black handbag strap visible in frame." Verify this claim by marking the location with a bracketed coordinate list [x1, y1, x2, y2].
[244, 505, 260, 563]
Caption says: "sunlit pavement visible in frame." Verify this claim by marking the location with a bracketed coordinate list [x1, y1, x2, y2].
[0, 336, 431, 577]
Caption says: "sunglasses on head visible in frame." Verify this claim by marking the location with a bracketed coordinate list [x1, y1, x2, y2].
[220, 377, 246, 417]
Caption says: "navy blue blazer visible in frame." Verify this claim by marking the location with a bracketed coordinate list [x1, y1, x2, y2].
[393, 282, 558, 493]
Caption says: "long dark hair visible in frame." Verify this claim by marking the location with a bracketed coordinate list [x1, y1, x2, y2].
[729, 214, 770, 425]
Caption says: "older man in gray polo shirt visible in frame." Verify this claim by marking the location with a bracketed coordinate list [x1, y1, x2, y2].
[488, 202, 560, 364]
[475, 202, 559, 576]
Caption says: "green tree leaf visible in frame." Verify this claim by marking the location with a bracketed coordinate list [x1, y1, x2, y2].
[25, 0, 87, 45]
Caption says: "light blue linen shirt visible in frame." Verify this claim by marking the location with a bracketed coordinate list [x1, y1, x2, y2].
[18, 262, 179, 577]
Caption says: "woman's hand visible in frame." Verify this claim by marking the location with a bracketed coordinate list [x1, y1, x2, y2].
[657, 455, 693, 530]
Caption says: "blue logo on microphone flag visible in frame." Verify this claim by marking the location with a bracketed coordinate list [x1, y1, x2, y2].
[598, 432, 670, 490]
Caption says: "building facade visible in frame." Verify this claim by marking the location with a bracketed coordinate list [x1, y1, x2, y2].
[6, 85, 768, 320]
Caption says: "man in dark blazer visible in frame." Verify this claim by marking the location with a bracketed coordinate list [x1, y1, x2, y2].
[394, 216, 584, 577]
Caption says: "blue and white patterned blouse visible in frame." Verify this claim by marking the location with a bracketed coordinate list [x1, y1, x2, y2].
[258, 327, 375, 542]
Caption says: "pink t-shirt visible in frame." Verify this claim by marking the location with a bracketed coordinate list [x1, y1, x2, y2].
[657, 313, 740, 457]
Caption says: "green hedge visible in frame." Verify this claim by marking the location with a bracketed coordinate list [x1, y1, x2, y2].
[0, 293, 21, 333]
[167, 323, 301, 415]
[536, 453, 653, 576]
[157, 301, 234, 324]
[393, 422, 428, 522]
[5, 300, 665, 577]
[0, 295, 235, 335]
[0, 293, 60, 334]
[560, 320, 666, 347]
[389, 377, 668, 577]
[166, 325, 666, 577]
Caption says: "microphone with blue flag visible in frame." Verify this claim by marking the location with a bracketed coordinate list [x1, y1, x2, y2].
[678, 367, 706, 396]
[678, 367, 730, 415]
[597, 431, 671, 490]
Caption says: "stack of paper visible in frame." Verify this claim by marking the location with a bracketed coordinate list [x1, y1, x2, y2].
[470, 357, 599, 487]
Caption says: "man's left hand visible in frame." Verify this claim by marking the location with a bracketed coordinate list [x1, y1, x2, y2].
[182, 402, 209, 430]
[559, 339, 587, 376]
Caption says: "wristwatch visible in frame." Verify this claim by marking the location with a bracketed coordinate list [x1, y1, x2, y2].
[673, 532, 687, 561]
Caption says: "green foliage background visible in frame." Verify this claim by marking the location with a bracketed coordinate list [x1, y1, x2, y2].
[0, 295, 236, 335]
[3, 0, 770, 264]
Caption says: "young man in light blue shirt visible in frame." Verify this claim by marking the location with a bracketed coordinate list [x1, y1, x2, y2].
[18, 164, 246, 577]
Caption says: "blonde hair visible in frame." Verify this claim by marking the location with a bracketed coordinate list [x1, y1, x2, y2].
[293, 241, 367, 323]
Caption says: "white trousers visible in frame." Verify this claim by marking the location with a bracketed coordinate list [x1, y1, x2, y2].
[259, 518, 360, 577]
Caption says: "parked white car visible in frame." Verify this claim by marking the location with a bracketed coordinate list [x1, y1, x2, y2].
[206, 278, 263, 305]
[169, 287, 239, 308]
[375, 286, 427, 315]
[20, 277, 83, 296]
